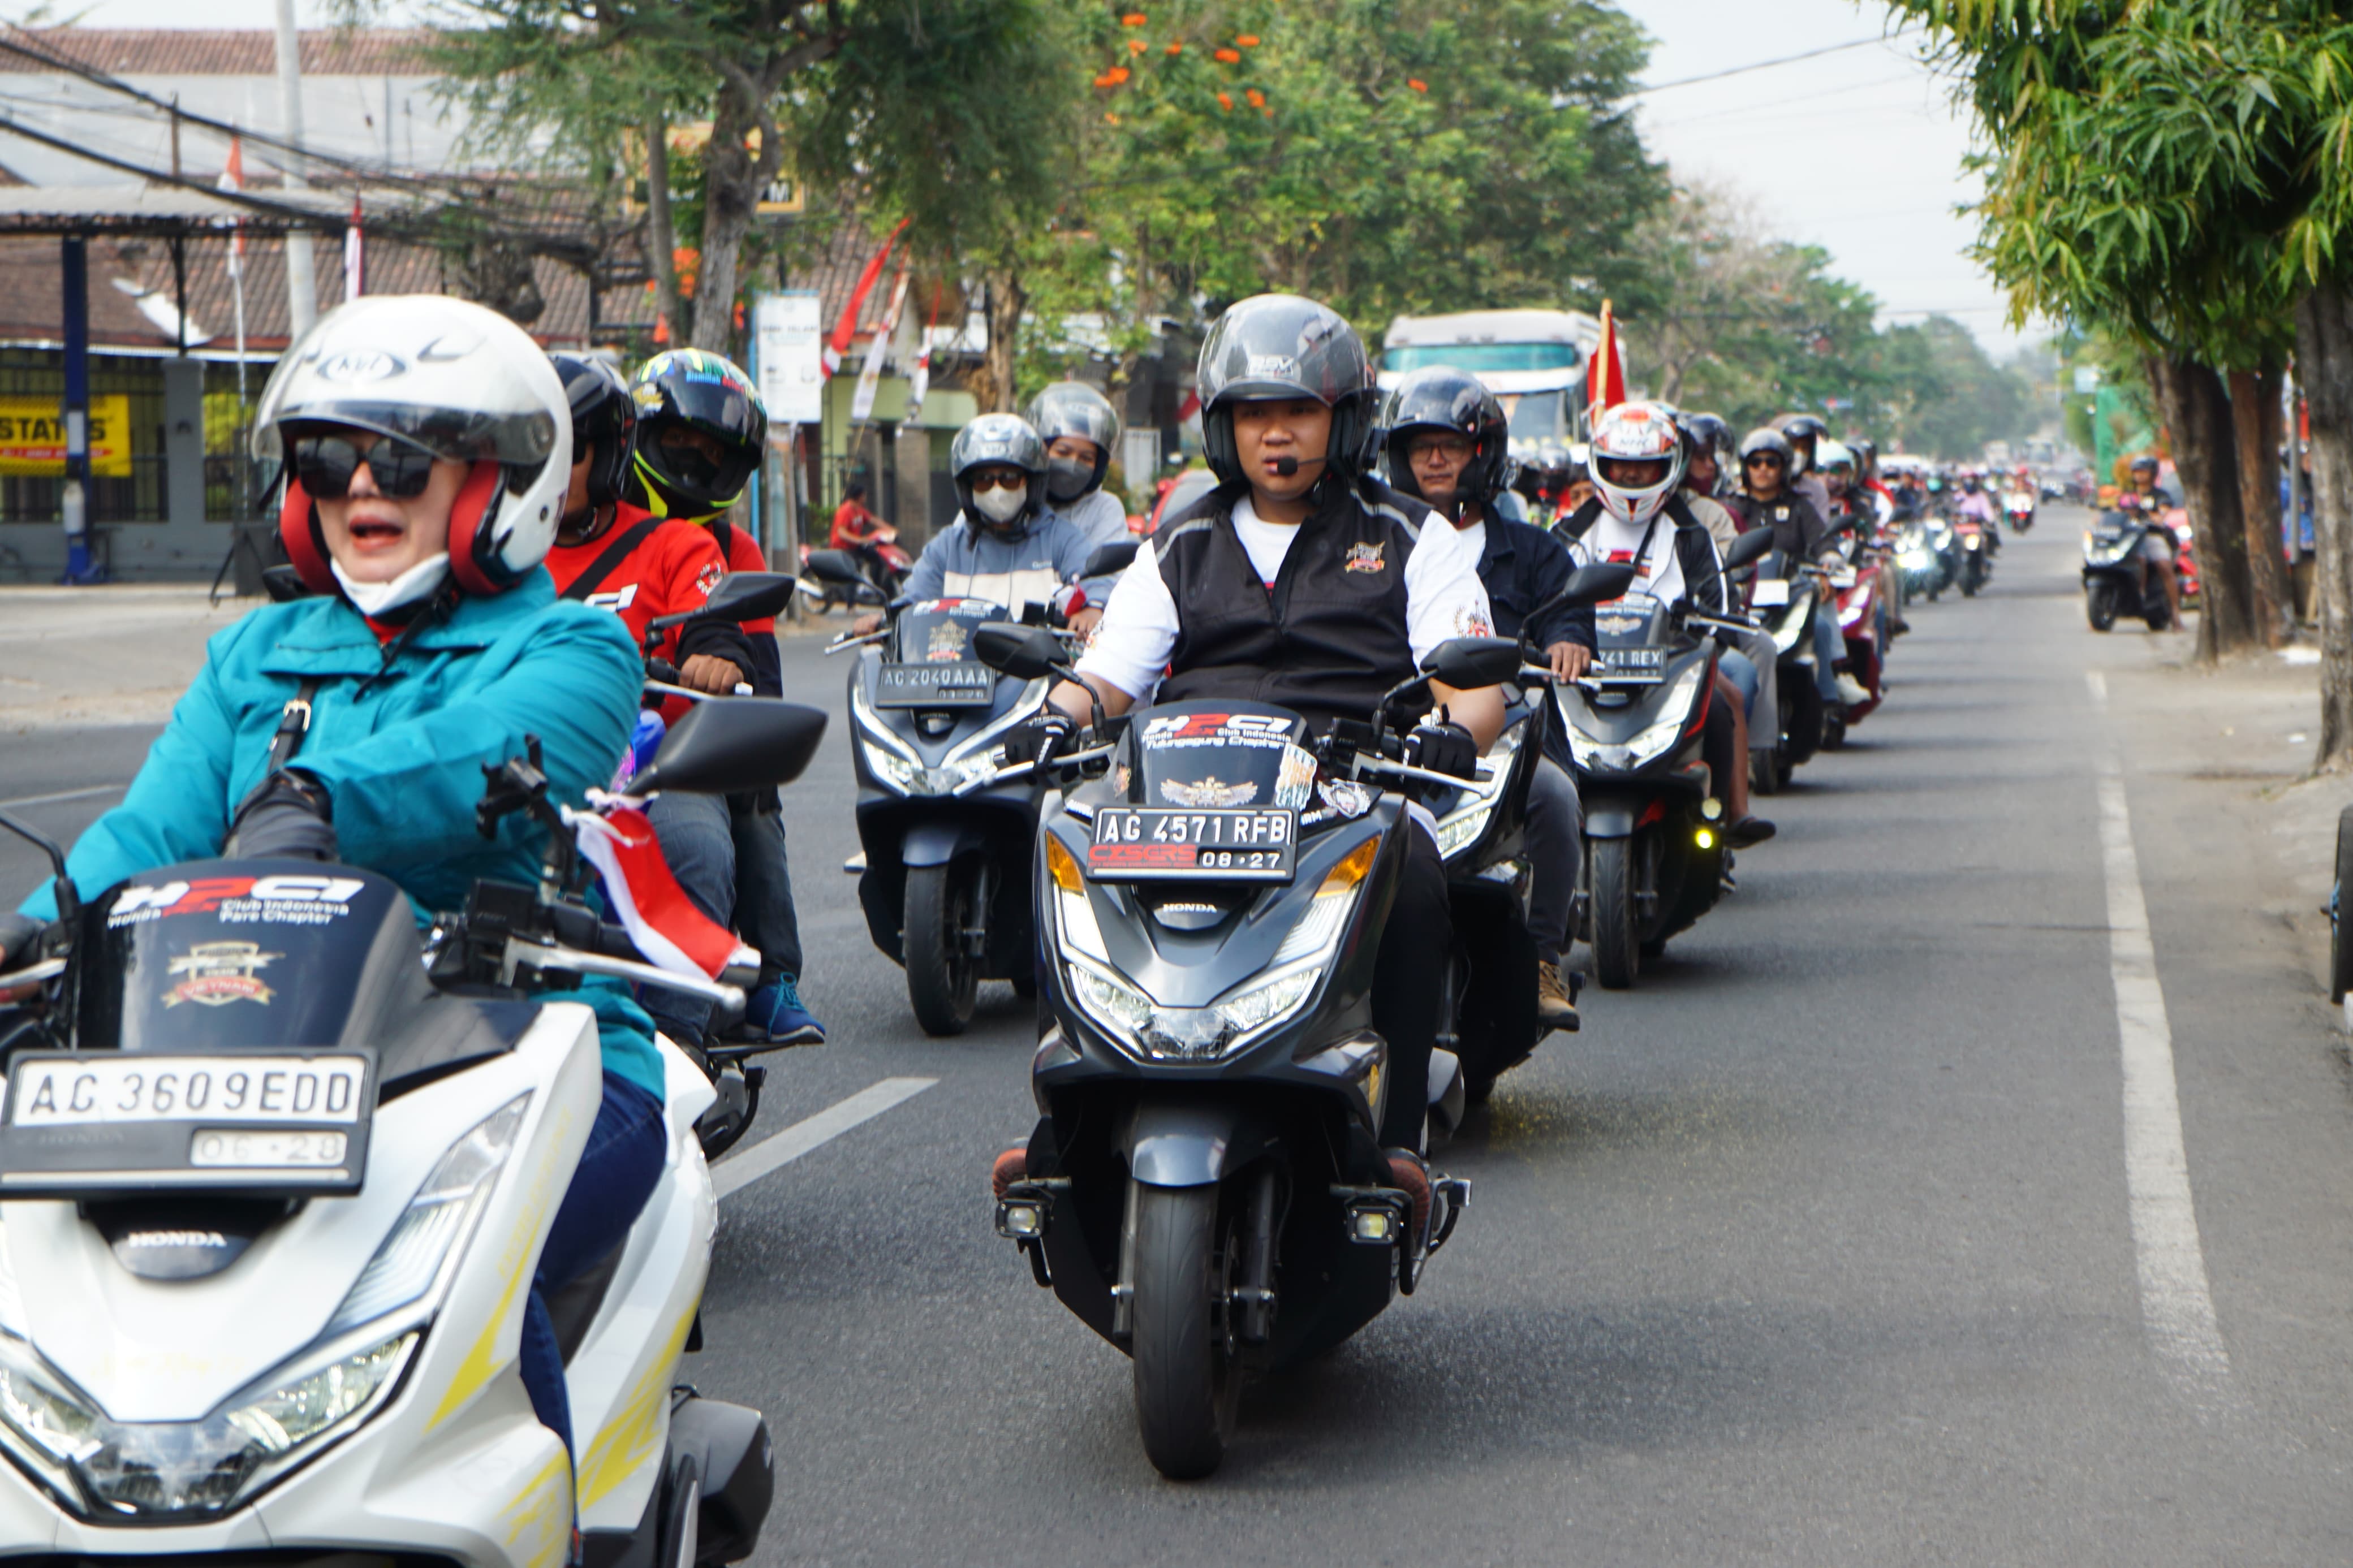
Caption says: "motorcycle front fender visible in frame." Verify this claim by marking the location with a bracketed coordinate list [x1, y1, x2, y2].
[1584, 806, 1639, 839]
[1127, 1099, 1277, 1189]
[902, 820, 990, 869]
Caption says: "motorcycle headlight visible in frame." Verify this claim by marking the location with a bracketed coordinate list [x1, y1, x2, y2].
[327, 1096, 527, 1335]
[860, 737, 924, 796]
[0, 1324, 417, 1521]
[1570, 664, 1702, 771]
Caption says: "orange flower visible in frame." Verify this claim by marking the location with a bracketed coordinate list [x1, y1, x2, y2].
[1217, 90, 1234, 110]
[1094, 67, 1132, 87]
[1166, 41, 1182, 54]
[1214, 46, 1241, 63]
[1127, 37, 1146, 53]
[1121, 11, 1146, 23]
[1245, 88, 1265, 107]
[1235, 33, 1260, 46]
[1407, 77, 1428, 92]
[1106, 111, 1122, 124]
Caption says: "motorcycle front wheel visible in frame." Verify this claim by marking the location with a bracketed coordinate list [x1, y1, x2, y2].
[904, 863, 978, 1035]
[2086, 581, 2118, 631]
[1591, 835, 1640, 990]
[1131, 1182, 1241, 1480]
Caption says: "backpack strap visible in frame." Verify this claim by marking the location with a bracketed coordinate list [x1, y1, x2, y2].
[559, 515, 664, 602]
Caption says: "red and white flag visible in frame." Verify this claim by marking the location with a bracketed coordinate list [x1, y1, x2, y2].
[823, 216, 910, 377]
[1586, 298, 1627, 426]
[904, 283, 942, 422]
[217, 137, 245, 278]
[569, 805, 757, 980]
[343, 196, 365, 302]
[848, 264, 910, 424]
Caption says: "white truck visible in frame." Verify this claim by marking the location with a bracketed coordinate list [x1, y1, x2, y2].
[1376, 308, 1609, 458]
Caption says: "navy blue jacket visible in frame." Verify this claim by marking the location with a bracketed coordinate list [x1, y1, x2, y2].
[1472, 514, 1596, 653]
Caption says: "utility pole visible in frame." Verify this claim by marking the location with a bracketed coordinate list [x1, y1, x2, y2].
[273, 0, 316, 340]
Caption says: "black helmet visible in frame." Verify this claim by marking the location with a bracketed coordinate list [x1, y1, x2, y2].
[1674, 411, 1733, 472]
[1737, 426, 1793, 480]
[1196, 293, 1376, 487]
[1774, 412, 1828, 476]
[1379, 366, 1510, 520]
[2129, 453, 2160, 474]
[1026, 382, 1122, 504]
[949, 413, 1048, 540]
[628, 348, 768, 519]
[551, 353, 637, 525]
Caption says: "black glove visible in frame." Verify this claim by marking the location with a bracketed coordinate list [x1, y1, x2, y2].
[225, 770, 338, 862]
[1408, 720, 1478, 781]
[0, 912, 42, 978]
[1005, 712, 1077, 768]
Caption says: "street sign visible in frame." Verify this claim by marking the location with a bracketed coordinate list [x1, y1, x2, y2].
[753, 292, 825, 427]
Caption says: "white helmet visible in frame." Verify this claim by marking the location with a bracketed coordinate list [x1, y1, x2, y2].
[256, 295, 570, 601]
[1588, 402, 1687, 528]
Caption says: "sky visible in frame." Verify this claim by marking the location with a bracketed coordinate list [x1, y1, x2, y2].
[21, 0, 2033, 353]
[1626, 0, 2039, 355]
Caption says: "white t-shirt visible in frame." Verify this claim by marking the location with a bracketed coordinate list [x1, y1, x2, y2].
[1453, 516, 1489, 565]
[1079, 494, 1496, 702]
[1564, 509, 1701, 608]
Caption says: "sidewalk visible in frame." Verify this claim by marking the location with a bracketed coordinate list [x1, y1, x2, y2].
[0, 586, 257, 733]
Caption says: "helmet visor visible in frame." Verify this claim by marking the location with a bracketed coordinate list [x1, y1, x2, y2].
[1597, 455, 1672, 490]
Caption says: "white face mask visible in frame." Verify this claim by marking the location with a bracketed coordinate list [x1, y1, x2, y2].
[333, 551, 450, 617]
[972, 482, 1028, 525]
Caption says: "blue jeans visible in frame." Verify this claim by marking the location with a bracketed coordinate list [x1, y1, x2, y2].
[1810, 607, 1843, 700]
[1719, 649, 1760, 728]
[519, 1073, 667, 1458]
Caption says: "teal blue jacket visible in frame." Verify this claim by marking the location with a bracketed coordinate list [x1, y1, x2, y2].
[15, 572, 665, 1098]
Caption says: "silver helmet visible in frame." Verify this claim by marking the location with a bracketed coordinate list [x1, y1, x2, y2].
[1025, 381, 1122, 504]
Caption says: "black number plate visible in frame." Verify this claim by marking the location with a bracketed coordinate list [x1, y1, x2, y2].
[875, 662, 997, 709]
[1087, 808, 1297, 881]
[1593, 647, 1666, 676]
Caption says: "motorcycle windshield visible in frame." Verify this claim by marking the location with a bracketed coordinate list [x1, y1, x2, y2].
[891, 598, 1014, 664]
[1591, 591, 1669, 650]
[71, 861, 448, 1065]
[1127, 701, 1311, 811]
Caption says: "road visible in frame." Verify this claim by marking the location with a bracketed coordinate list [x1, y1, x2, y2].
[5, 511, 2351, 1564]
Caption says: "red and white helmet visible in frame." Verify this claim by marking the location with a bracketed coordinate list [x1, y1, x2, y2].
[1589, 402, 1687, 528]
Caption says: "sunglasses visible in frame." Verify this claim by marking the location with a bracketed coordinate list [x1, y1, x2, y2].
[1744, 454, 1785, 468]
[967, 470, 1027, 493]
[293, 433, 441, 500]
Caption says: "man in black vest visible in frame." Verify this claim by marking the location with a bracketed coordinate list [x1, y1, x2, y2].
[1045, 293, 1502, 1221]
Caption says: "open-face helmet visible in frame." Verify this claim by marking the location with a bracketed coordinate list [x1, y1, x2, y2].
[1588, 402, 1687, 529]
[551, 353, 637, 528]
[1736, 426, 1792, 485]
[950, 413, 1048, 539]
[1196, 294, 1376, 487]
[1026, 381, 1122, 504]
[630, 348, 767, 519]
[1775, 412, 1829, 476]
[1379, 366, 1510, 520]
[1674, 412, 1733, 484]
[256, 293, 569, 602]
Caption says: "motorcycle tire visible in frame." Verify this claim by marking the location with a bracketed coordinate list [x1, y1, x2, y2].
[2333, 806, 2353, 1004]
[1591, 836, 1640, 990]
[2087, 582, 2119, 632]
[904, 863, 978, 1036]
[1822, 713, 1848, 751]
[2144, 599, 2173, 632]
[1130, 1182, 1240, 1480]
[1751, 750, 1782, 797]
[1961, 570, 1979, 598]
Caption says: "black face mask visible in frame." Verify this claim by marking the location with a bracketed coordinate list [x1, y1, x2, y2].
[1045, 456, 1095, 504]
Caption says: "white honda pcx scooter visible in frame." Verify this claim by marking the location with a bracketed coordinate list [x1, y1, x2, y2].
[0, 696, 825, 1568]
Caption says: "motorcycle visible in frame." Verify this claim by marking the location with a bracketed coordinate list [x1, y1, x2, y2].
[1559, 530, 1775, 988]
[2004, 489, 2037, 534]
[0, 693, 829, 1568]
[1817, 558, 1886, 750]
[1744, 565, 1828, 794]
[1953, 512, 1993, 597]
[981, 622, 1536, 1478]
[815, 543, 1135, 1035]
[796, 531, 913, 614]
[2080, 508, 2179, 632]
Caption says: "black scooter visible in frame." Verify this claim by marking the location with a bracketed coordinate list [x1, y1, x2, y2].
[985, 625, 1531, 1479]
[2081, 508, 2177, 631]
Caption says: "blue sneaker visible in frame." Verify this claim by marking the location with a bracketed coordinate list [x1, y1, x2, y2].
[740, 975, 825, 1047]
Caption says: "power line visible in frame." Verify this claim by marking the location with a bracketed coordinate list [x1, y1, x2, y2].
[1634, 30, 1927, 96]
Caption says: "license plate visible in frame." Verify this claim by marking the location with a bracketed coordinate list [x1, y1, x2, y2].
[191, 1128, 350, 1169]
[1087, 807, 1297, 881]
[1593, 647, 1665, 676]
[874, 662, 996, 708]
[1751, 578, 1791, 607]
[8, 1054, 366, 1127]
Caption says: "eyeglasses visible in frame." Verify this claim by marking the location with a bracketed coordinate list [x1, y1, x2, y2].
[1408, 436, 1475, 462]
[967, 470, 1027, 493]
[292, 432, 441, 500]
[1743, 454, 1785, 469]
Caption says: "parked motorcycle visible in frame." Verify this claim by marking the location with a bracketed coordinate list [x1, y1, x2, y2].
[0, 694, 828, 1568]
[797, 532, 912, 614]
[2081, 508, 2178, 631]
[984, 624, 1529, 1478]
[1559, 529, 1775, 988]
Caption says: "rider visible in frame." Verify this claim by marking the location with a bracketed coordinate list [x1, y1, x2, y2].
[1955, 470, 2003, 555]
[1381, 365, 1593, 1029]
[829, 481, 895, 586]
[1676, 411, 1781, 779]
[1818, 439, 1899, 653]
[1727, 427, 1850, 712]
[1774, 413, 1836, 523]
[1023, 293, 1502, 1228]
[1027, 381, 1134, 610]
[2121, 454, 2184, 628]
[1556, 403, 1774, 848]
[628, 349, 823, 1049]
[854, 413, 1098, 633]
[0, 296, 653, 1472]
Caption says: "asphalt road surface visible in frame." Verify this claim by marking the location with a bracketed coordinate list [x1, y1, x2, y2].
[5, 511, 2351, 1565]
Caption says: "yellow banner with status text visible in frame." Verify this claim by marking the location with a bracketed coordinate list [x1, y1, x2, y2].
[0, 396, 133, 477]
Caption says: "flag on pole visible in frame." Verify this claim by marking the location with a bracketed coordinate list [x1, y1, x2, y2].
[216, 137, 245, 278]
[823, 216, 911, 377]
[569, 805, 759, 980]
[343, 196, 364, 302]
[1586, 299, 1627, 426]
[848, 265, 911, 425]
[904, 283, 942, 422]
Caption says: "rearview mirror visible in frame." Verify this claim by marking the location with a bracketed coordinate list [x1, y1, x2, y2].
[1520, 563, 1637, 634]
[1720, 528, 1775, 571]
[632, 698, 830, 796]
[1081, 541, 1139, 581]
[803, 550, 877, 591]
[1420, 636, 1523, 692]
[971, 623, 1071, 681]
[692, 571, 796, 625]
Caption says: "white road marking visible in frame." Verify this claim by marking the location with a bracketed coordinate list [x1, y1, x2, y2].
[713, 1075, 936, 1200]
[2085, 670, 2108, 703]
[0, 784, 123, 811]
[2096, 761, 2239, 1414]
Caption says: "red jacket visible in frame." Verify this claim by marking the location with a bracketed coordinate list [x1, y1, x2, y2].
[544, 503, 731, 663]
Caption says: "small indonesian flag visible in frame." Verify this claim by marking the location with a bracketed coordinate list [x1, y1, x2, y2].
[569, 805, 757, 980]
[217, 137, 245, 278]
[1587, 299, 1627, 426]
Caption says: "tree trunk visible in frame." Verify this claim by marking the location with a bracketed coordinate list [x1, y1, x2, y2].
[690, 83, 762, 356]
[2147, 354, 2259, 659]
[2296, 283, 2353, 770]
[644, 99, 687, 347]
[971, 270, 1026, 413]
[2228, 361, 2293, 647]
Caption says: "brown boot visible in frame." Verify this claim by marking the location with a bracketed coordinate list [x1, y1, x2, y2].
[1384, 1148, 1431, 1242]
[990, 1146, 1028, 1199]
[1536, 960, 1580, 1031]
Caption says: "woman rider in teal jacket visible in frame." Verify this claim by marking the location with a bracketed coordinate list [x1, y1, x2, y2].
[2, 297, 655, 1471]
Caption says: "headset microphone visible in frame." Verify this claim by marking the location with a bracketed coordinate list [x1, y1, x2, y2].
[1272, 456, 1300, 477]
